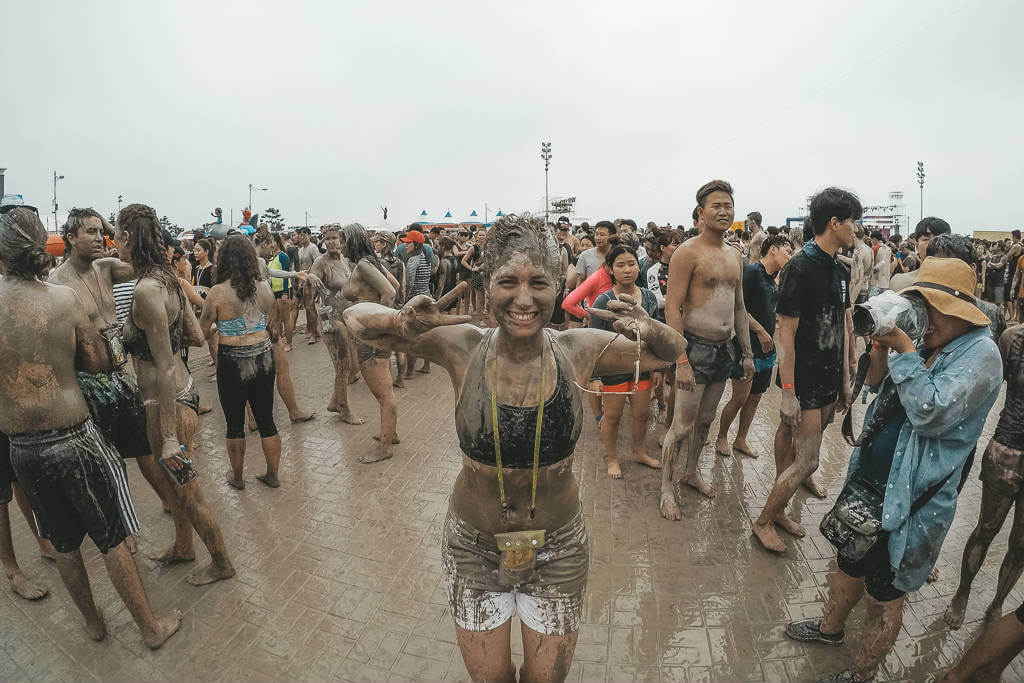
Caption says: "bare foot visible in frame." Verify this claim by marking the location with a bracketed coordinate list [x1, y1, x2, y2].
[359, 449, 393, 464]
[149, 544, 196, 565]
[126, 535, 138, 555]
[255, 472, 280, 488]
[37, 538, 56, 561]
[85, 606, 106, 642]
[660, 488, 681, 521]
[801, 475, 828, 499]
[632, 453, 662, 469]
[752, 522, 787, 553]
[289, 412, 315, 424]
[338, 410, 365, 425]
[985, 603, 1004, 623]
[144, 609, 182, 649]
[606, 460, 622, 479]
[283, 344, 293, 353]
[682, 474, 715, 498]
[944, 594, 968, 630]
[393, 379, 405, 388]
[8, 572, 49, 600]
[373, 435, 401, 444]
[416, 367, 431, 374]
[186, 562, 235, 587]
[714, 437, 732, 457]
[774, 513, 806, 538]
[225, 469, 245, 490]
[197, 404, 213, 415]
[349, 374, 360, 385]
[404, 372, 416, 380]
[307, 337, 318, 345]
[928, 566, 940, 583]
[732, 440, 757, 458]
[247, 422, 258, 433]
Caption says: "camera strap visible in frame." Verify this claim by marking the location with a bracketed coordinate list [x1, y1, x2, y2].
[842, 350, 875, 447]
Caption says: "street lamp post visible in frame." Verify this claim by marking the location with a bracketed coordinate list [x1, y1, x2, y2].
[248, 183, 268, 212]
[53, 171, 65, 232]
[916, 161, 925, 223]
[117, 194, 123, 214]
[0, 168, 6, 197]
[541, 142, 552, 223]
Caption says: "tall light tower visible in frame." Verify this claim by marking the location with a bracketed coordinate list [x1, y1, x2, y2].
[53, 171, 65, 232]
[541, 142, 552, 223]
[916, 161, 926, 223]
[117, 194, 124, 214]
[248, 183, 268, 211]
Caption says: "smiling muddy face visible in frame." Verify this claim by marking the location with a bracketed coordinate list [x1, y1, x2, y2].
[482, 214, 561, 339]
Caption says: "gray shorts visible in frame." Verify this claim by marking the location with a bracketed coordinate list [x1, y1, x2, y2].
[442, 506, 589, 635]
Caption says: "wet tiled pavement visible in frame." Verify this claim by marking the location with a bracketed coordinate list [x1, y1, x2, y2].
[2, 334, 1022, 682]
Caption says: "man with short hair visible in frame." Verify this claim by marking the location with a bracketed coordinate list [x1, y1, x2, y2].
[752, 188, 858, 553]
[575, 220, 616, 287]
[659, 180, 754, 514]
[1006, 229, 1023, 322]
[747, 210, 766, 257]
[0, 207, 181, 648]
[890, 217, 952, 292]
[870, 230, 891, 289]
[294, 227, 322, 344]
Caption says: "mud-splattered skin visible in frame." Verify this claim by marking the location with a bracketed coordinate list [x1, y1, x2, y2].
[198, 278, 279, 349]
[344, 251, 685, 536]
[0, 276, 108, 434]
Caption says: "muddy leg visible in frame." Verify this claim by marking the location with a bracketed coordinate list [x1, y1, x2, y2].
[142, 405, 197, 563]
[600, 394, 626, 479]
[715, 379, 749, 456]
[586, 380, 603, 426]
[101, 541, 182, 649]
[818, 570, 866, 635]
[851, 594, 905, 682]
[984, 493, 1024, 622]
[225, 438, 246, 489]
[359, 359, 397, 464]
[680, 381, 726, 498]
[659, 384, 704, 520]
[520, 623, 579, 683]
[454, 621, 515, 683]
[939, 609, 1024, 683]
[0, 501, 49, 600]
[133, 455, 171, 514]
[753, 405, 827, 552]
[272, 340, 312, 421]
[323, 328, 364, 424]
[10, 483, 55, 559]
[946, 478, 1014, 629]
[629, 388, 660, 469]
[733, 391, 763, 458]
[256, 435, 282, 487]
[54, 548, 106, 640]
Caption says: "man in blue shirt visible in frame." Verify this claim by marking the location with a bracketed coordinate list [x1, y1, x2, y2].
[786, 257, 1002, 683]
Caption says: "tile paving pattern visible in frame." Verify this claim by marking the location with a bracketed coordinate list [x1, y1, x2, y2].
[1, 335, 1023, 682]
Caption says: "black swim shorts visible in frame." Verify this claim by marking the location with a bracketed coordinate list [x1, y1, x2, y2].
[684, 332, 734, 386]
[836, 532, 904, 603]
[77, 369, 151, 459]
[0, 433, 12, 506]
[8, 420, 141, 554]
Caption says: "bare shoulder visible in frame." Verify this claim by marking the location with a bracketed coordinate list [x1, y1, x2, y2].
[47, 261, 72, 284]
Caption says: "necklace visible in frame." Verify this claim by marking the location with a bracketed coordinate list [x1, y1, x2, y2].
[489, 342, 547, 522]
[71, 262, 113, 326]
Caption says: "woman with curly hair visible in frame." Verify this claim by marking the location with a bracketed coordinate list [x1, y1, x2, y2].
[115, 203, 234, 586]
[344, 214, 685, 682]
[198, 235, 282, 489]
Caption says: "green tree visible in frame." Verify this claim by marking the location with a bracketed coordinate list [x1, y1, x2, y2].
[263, 207, 284, 230]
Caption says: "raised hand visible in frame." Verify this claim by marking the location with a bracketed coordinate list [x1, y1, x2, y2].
[588, 293, 652, 341]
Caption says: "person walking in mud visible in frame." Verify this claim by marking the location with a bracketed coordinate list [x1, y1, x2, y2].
[0, 206, 181, 648]
[115, 203, 235, 586]
[715, 234, 794, 459]
[787, 256, 1001, 683]
[0, 431, 54, 600]
[945, 320, 1024, 630]
[309, 226, 364, 425]
[293, 226, 322, 344]
[659, 180, 754, 516]
[373, 230, 409, 387]
[343, 213, 685, 683]
[332, 223, 404, 463]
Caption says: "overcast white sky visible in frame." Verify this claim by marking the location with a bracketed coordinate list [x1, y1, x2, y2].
[2, 0, 1021, 233]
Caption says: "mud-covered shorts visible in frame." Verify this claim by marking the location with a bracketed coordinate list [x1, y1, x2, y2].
[684, 332, 734, 386]
[9, 420, 141, 554]
[0, 433, 12, 505]
[981, 439, 1024, 498]
[356, 341, 390, 365]
[442, 506, 589, 635]
[77, 368, 151, 459]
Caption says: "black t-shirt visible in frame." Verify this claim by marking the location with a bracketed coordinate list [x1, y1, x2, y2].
[776, 243, 851, 398]
[743, 261, 779, 359]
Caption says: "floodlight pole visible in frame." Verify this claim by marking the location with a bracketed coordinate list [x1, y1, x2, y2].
[541, 142, 552, 223]
[53, 171, 64, 232]
[916, 161, 926, 223]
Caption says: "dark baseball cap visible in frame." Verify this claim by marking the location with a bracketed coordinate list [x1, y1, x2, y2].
[557, 216, 570, 225]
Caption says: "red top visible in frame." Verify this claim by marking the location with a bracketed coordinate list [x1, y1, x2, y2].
[562, 268, 612, 318]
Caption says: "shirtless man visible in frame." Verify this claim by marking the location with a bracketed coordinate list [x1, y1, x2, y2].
[309, 232, 364, 424]
[752, 188, 857, 553]
[660, 180, 754, 517]
[870, 230, 891, 289]
[747, 211, 766, 260]
[49, 209, 175, 515]
[0, 207, 180, 648]
[293, 227, 322, 344]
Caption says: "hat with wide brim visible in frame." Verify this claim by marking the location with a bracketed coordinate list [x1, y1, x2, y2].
[898, 256, 990, 328]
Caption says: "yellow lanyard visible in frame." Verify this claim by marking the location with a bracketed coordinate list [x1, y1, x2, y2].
[489, 345, 547, 521]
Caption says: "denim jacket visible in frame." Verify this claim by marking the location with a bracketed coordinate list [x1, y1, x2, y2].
[846, 326, 1002, 592]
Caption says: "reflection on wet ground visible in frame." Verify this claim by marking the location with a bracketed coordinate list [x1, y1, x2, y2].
[0, 340, 1021, 682]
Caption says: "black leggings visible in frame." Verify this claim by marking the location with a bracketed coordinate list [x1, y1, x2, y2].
[217, 339, 277, 440]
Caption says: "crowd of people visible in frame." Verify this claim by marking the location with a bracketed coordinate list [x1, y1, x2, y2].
[1, 181, 1023, 682]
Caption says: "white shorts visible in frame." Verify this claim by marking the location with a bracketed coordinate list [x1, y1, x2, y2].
[446, 584, 583, 635]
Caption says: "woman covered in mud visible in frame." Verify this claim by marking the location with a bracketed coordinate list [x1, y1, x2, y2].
[198, 235, 282, 489]
[334, 222, 402, 463]
[344, 214, 685, 683]
[115, 204, 234, 586]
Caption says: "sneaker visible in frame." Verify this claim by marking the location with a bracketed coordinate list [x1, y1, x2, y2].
[815, 669, 874, 683]
[785, 618, 845, 645]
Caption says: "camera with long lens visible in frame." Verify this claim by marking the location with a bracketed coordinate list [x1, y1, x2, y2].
[852, 286, 929, 340]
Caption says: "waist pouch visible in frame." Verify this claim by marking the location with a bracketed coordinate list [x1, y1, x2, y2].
[819, 475, 884, 563]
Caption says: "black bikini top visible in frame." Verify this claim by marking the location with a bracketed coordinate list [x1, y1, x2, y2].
[122, 286, 186, 362]
[455, 329, 583, 468]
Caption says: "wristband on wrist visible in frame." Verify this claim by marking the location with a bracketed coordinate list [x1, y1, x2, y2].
[676, 356, 688, 365]
[782, 382, 795, 390]
[872, 341, 887, 351]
